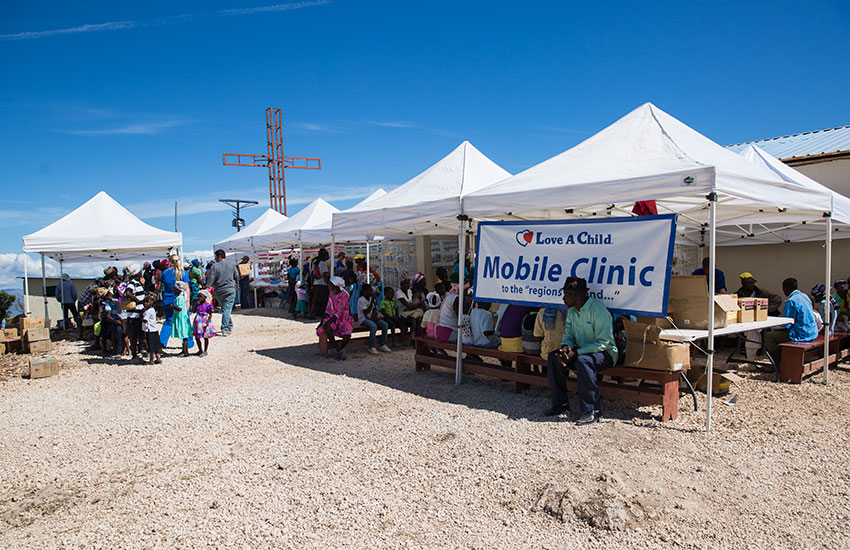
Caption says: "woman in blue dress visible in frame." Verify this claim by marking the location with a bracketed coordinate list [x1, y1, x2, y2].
[159, 254, 193, 348]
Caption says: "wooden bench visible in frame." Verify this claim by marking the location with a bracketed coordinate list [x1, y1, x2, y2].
[318, 324, 412, 357]
[414, 338, 686, 421]
[778, 334, 842, 384]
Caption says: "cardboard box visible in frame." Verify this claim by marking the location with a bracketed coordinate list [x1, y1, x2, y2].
[3, 328, 20, 340]
[28, 358, 59, 379]
[685, 366, 743, 396]
[623, 319, 691, 372]
[737, 298, 756, 324]
[755, 298, 769, 321]
[237, 263, 251, 278]
[667, 276, 740, 330]
[24, 327, 50, 343]
[27, 339, 52, 354]
[18, 316, 45, 332]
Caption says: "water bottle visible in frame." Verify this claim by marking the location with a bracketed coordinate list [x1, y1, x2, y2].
[1, 319, 5, 330]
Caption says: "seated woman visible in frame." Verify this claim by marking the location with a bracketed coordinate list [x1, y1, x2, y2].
[533, 306, 568, 359]
[497, 304, 535, 353]
[317, 276, 355, 361]
[436, 274, 461, 343]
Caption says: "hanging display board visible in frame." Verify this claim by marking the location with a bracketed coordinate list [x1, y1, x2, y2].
[473, 215, 677, 317]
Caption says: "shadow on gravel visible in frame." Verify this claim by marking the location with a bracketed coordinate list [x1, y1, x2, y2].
[254, 342, 665, 426]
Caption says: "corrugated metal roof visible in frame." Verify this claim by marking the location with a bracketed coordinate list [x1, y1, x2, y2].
[725, 125, 850, 160]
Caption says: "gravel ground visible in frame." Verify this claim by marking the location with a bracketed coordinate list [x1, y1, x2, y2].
[1, 308, 849, 549]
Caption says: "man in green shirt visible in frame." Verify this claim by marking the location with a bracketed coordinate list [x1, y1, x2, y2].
[545, 276, 618, 424]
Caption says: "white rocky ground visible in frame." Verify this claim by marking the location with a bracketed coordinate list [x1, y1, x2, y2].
[1, 308, 848, 549]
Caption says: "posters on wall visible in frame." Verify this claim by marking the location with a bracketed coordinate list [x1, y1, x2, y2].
[473, 215, 677, 317]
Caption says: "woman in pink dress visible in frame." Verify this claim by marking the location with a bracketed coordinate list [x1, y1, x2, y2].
[318, 276, 354, 360]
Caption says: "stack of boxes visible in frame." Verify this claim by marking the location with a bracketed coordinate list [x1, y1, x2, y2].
[2, 316, 52, 355]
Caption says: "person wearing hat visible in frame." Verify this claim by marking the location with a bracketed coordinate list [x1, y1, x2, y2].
[354, 254, 380, 285]
[735, 272, 783, 363]
[830, 280, 850, 332]
[188, 259, 205, 309]
[238, 255, 253, 310]
[545, 276, 618, 425]
[123, 264, 147, 363]
[811, 284, 837, 336]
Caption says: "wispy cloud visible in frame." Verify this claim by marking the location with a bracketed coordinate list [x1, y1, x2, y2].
[56, 120, 186, 136]
[290, 122, 347, 133]
[367, 120, 417, 128]
[1, 1, 331, 41]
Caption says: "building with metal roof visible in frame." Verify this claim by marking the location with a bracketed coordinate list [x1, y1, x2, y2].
[726, 125, 850, 165]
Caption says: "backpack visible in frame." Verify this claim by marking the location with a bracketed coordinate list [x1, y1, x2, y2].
[521, 311, 540, 355]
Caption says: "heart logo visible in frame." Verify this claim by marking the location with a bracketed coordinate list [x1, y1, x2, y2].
[516, 230, 533, 247]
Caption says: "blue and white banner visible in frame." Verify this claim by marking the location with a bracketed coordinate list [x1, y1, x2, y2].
[473, 215, 676, 316]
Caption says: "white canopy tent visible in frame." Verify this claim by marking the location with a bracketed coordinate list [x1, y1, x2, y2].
[251, 198, 339, 251]
[299, 188, 388, 245]
[21, 191, 183, 323]
[331, 141, 511, 237]
[214, 208, 287, 255]
[458, 103, 841, 431]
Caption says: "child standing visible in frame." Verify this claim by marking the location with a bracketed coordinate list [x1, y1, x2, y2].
[294, 281, 309, 319]
[193, 289, 216, 356]
[142, 293, 162, 364]
[379, 286, 399, 346]
[171, 281, 191, 356]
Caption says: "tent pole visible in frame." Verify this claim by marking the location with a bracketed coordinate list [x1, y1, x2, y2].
[331, 234, 336, 270]
[60, 260, 65, 327]
[252, 247, 258, 309]
[706, 193, 717, 434]
[299, 239, 304, 284]
[23, 252, 30, 315]
[41, 253, 49, 326]
[824, 214, 832, 385]
[455, 215, 468, 385]
[366, 242, 371, 285]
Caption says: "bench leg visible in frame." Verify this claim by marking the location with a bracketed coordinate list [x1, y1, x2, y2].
[415, 339, 430, 371]
[515, 357, 530, 393]
[779, 348, 805, 384]
[318, 333, 328, 357]
[661, 376, 679, 422]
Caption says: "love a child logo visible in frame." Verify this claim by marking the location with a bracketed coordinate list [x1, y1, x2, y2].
[515, 230, 533, 247]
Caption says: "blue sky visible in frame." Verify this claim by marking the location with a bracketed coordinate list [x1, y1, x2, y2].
[1, 0, 848, 284]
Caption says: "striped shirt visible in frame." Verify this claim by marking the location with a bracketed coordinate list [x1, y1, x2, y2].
[126, 278, 146, 319]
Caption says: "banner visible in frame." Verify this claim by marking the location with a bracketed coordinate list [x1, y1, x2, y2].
[473, 215, 676, 316]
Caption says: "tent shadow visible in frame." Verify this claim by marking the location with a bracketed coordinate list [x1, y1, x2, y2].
[252, 343, 665, 425]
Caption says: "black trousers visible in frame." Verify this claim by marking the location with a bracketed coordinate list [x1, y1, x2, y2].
[312, 284, 330, 317]
[547, 350, 614, 414]
[126, 317, 143, 357]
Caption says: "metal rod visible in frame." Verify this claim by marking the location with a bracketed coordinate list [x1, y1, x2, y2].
[23, 252, 30, 315]
[455, 217, 467, 385]
[366, 242, 371, 285]
[299, 239, 304, 284]
[60, 260, 65, 326]
[706, 194, 717, 433]
[824, 215, 832, 385]
[41, 253, 49, 326]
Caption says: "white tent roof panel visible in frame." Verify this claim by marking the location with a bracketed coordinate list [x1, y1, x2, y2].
[22, 191, 182, 262]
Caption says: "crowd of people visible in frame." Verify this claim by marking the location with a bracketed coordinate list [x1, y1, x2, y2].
[52, 246, 840, 423]
[59, 249, 249, 364]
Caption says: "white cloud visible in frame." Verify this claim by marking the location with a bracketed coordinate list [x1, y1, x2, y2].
[1, 2, 331, 41]
[290, 122, 347, 133]
[367, 120, 417, 128]
[0, 251, 215, 289]
[56, 120, 186, 136]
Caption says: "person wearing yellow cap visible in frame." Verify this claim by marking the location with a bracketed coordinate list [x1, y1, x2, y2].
[735, 271, 783, 364]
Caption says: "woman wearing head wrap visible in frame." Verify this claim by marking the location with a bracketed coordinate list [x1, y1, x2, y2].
[318, 276, 355, 360]
[158, 254, 192, 348]
[188, 259, 205, 309]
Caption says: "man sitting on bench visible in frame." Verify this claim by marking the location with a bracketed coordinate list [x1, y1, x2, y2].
[764, 277, 819, 368]
[544, 277, 618, 425]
